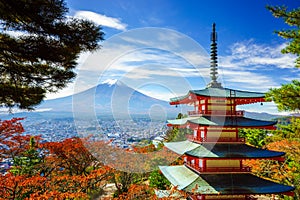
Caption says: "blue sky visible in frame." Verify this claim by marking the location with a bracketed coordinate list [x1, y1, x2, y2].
[49, 0, 299, 114]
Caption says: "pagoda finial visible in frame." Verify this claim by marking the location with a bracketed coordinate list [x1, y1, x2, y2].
[207, 23, 222, 88]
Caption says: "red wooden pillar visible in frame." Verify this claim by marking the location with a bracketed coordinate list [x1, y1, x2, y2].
[204, 127, 207, 142]
[205, 98, 208, 114]
[203, 159, 207, 172]
[195, 158, 199, 169]
[240, 160, 242, 171]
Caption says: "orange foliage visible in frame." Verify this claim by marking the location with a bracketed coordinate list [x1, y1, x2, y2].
[41, 137, 100, 176]
[0, 119, 188, 199]
[0, 118, 41, 161]
[132, 144, 156, 153]
[113, 184, 157, 200]
[245, 139, 300, 188]
[0, 119, 113, 199]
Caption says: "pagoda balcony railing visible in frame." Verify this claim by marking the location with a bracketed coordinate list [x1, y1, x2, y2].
[187, 135, 245, 143]
[185, 163, 251, 173]
[188, 110, 244, 117]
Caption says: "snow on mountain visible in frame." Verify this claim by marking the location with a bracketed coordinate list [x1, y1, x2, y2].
[101, 79, 118, 86]
[37, 80, 180, 117]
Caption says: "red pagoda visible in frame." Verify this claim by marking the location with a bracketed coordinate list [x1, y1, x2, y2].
[158, 24, 294, 200]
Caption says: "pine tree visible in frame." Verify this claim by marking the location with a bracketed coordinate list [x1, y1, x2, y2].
[266, 80, 300, 113]
[10, 137, 42, 176]
[266, 5, 300, 113]
[0, 0, 104, 109]
[267, 5, 300, 68]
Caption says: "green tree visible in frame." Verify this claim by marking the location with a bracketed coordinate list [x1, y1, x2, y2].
[266, 117, 300, 143]
[164, 127, 190, 142]
[0, 0, 104, 109]
[265, 80, 300, 113]
[149, 169, 171, 190]
[10, 137, 42, 176]
[239, 128, 268, 147]
[267, 5, 300, 68]
[266, 5, 300, 114]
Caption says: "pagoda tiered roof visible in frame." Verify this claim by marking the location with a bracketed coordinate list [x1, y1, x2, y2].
[170, 87, 266, 105]
[159, 165, 294, 195]
[167, 116, 277, 129]
[160, 23, 295, 198]
[164, 140, 285, 159]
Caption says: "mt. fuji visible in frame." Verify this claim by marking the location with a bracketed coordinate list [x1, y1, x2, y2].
[37, 80, 181, 117]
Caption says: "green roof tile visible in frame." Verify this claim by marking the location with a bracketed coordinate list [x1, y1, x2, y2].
[163, 140, 200, 155]
[170, 87, 265, 103]
[159, 165, 295, 195]
[159, 165, 198, 190]
[167, 116, 276, 127]
[163, 141, 285, 159]
[184, 173, 295, 195]
[189, 117, 217, 126]
[185, 143, 285, 158]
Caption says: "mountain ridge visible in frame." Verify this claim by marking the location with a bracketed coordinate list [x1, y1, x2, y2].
[37, 80, 180, 117]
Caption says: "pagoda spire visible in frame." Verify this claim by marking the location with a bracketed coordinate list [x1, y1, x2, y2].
[207, 23, 222, 88]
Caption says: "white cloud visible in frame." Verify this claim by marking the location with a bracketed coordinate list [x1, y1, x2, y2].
[225, 41, 296, 69]
[220, 69, 277, 91]
[214, 40, 298, 92]
[46, 83, 75, 99]
[74, 11, 127, 31]
[47, 30, 297, 114]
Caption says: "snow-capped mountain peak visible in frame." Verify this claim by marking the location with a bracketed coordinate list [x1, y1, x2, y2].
[101, 79, 118, 86]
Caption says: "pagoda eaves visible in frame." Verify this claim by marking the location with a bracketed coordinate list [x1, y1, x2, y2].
[170, 87, 266, 106]
[159, 165, 294, 196]
[167, 116, 277, 130]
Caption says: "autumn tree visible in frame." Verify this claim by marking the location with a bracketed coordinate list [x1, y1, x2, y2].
[0, 134, 113, 199]
[245, 118, 300, 199]
[41, 137, 98, 176]
[0, 0, 104, 109]
[246, 139, 300, 200]
[113, 184, 156, 200]
[0, 166, 112, 199]
[0, 118, 41, 161]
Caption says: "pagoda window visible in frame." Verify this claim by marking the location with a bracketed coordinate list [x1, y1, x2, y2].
[194, 130, 197, 138]
[200, 130, 205, 138]
[191, 159, 195, 165]
[201, 105, 205, 111]
[198, 159, 204, 168]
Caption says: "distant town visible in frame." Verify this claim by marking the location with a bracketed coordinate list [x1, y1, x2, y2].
[22, 116, 168, 148]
